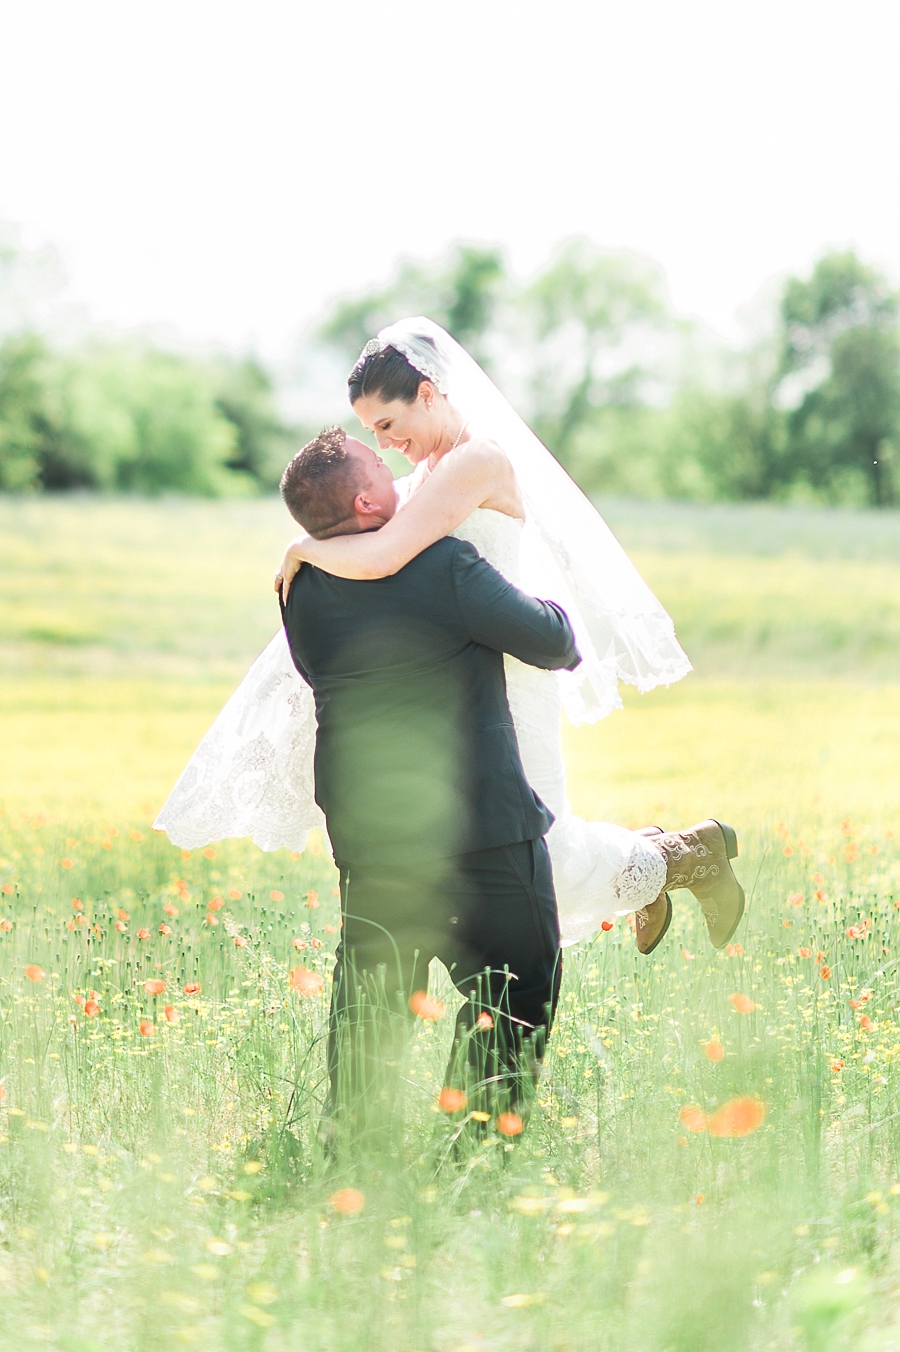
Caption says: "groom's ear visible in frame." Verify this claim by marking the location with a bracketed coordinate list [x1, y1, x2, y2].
[353, 489, 382, 518]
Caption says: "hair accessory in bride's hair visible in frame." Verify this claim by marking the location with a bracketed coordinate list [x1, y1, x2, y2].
[352, 338, 385, 371]
[382, 332, 449, 393]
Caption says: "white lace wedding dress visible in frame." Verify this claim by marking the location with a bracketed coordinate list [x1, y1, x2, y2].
[154, 506, 666, 945]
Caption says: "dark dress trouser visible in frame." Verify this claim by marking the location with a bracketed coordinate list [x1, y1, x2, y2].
[327, 836, 562, 1123]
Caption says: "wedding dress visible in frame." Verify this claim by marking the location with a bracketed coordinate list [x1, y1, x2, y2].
[154, 317, 691, 943]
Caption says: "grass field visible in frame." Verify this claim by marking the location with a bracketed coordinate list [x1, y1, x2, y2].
[1, 494, 900, 1351]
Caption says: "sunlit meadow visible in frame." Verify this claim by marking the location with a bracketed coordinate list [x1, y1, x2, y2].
[1, 495, 900, 1351]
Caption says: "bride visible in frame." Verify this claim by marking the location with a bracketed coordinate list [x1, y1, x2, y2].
[155, 318, 743, 953]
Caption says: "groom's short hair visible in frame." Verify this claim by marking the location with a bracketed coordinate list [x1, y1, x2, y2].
[280, 427, 365, 537]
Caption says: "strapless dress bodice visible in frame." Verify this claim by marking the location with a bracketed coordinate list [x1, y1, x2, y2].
[450, 508, 524, 585]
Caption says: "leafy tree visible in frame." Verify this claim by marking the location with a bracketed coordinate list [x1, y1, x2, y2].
[55, 345, 245, 495]
[0, 334, 54, 491]
[319, 243, 507, 368]
[0, 337, 298, 496]
[213, 357, 296, 489]
[777, 252, 900, 506]
[516, 240, 670, 466]
[656, 387, 788, 502]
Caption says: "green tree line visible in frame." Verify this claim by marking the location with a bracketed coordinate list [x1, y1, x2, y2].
[3, 230, 900, 505]
[0, 333, 294, 495]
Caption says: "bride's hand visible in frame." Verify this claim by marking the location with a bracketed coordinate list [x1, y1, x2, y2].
[275, 535, 310, 602]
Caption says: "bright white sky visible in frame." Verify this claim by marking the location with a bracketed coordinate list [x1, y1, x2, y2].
[1, 0, 899, 360]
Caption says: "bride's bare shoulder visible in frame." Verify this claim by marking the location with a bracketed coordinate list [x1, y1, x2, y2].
[447, 435, 522, 516]
[446, 435, 514, 481]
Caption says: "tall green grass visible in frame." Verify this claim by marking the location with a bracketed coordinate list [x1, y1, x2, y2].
[0, 816, 899, 1349]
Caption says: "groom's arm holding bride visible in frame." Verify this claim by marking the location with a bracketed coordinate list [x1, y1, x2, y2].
[276, 426, 580, 679]
[448, 542, 580, 674]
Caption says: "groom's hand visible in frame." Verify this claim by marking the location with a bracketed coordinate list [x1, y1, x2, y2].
[275, 535, 310, 602]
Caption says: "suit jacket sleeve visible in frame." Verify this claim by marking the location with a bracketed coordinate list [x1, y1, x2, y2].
[451, 541, 581, 672]
[279, 588, 312, 687]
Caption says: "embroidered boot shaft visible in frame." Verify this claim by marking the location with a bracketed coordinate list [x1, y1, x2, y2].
[655, 820, 745, 950]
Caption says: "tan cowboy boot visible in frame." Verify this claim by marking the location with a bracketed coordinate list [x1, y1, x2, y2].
[633, 826, 672, 956]
[657, 820, 744, 949]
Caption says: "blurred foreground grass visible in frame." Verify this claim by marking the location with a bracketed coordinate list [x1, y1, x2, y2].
[0, 495, 899, 1351]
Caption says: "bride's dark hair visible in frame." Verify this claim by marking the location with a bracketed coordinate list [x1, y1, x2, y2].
[348, 336, 438, 406]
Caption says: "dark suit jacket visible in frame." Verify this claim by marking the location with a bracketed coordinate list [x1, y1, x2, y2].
[281, 537, 580, 868]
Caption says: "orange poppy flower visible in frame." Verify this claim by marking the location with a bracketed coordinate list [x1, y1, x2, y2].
[292, 937, 307, 950]
[706, 1096, 767, 1138]
[409, 990, 445, 1020]
[228, 888, 241, 900]
[24, 964, 45, 983]
[270, 890, 284, 902]
[137, 928, 150, 940]
[601, 920, 613, 931]
[324, 924, 338, 934]
[84, 999, 100, 1018]
[306, 891, 319, 908]
[0, 919, 12, 932]
[143, 979, 166, 996]
[729, 993, 755, 1013]
[1, 884, 13, 896]
[139, 1020, 155, 1037]
[159, 923, 172, 936]
[329, 1187, 365, 1215]
[496, 1112, 524, 1137]
[290, 967, 325, 997]
[475, 1012, 494, 1030]
[798, 947, 812, 958]
[439, 1087, 467, 1113]
[61, 858, 74, 870]
[234, 935, 248, 948]
[72, 898, 84, 911]
[183, 983, 201, 996]
[859, 1014, 874, 1031]
[164, 1005, 179, 1024]
[114, 920, 127, 934]
[163, 903, 178, 918]
[203, 848, 216, 859]
[205, 913, 219, 926]
[704, 1038, 725, 1062]
[819, 966, 831, 980]
[208, 896, 224, 912]
[679, 1104, 707, 1133]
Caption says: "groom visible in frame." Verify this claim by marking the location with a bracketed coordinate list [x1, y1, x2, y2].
[279, 426, 580, 1140]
